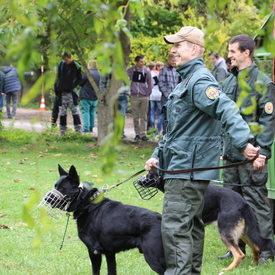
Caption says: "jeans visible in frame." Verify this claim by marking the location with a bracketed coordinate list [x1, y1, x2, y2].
[6, 91, 19, 118]
[118, 95, 128, 116]
[0, 93, 4, 115]
[81, 99, 97, 131]
[149, 100, 163, 132]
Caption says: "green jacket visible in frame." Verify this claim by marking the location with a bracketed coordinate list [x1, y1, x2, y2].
[151, 57, 252, 181]
[222, 62, 275, 161]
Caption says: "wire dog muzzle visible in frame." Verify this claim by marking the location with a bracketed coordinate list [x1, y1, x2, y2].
[38, 189, 70, 219]
[133, 175, 159, 200]
[38, 183, 84, 219]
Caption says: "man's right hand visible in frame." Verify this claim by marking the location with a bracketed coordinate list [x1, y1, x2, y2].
[145, 158, 159, 171]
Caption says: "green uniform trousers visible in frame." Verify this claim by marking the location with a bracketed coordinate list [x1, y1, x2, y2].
[162, 178, 209, 275]
[223, 161, 274, 259]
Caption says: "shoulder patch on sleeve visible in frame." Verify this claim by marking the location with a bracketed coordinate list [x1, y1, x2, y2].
[264, 102, 273, 114]
[205, 87, 219, 100]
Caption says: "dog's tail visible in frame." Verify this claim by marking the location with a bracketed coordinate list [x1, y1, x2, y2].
[242, 203, 275, 253]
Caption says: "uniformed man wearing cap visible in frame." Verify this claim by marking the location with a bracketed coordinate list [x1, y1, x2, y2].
[145, 26, 260, 274]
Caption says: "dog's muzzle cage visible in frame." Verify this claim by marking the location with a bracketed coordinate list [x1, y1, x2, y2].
[38, 189, 70, 219]
[133, 175, 158, 200]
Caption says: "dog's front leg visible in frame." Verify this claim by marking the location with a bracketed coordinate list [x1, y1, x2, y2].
[106, 254, 117, 275]
[88, 249, 102, 275]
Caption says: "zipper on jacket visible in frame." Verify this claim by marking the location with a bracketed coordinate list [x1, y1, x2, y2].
[190, 144, 197, 181]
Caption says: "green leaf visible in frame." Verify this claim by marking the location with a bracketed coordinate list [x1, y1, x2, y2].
[22, 190, 40, 229]
[21, 71, 55, 105]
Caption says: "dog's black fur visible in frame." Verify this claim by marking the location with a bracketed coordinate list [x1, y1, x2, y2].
[53, 165, 166, 275]
[49, 165, 275, 274]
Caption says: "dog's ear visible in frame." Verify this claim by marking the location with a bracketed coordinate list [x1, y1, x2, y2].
[58, 164, 68, 176]
[68, 165, 80, 187]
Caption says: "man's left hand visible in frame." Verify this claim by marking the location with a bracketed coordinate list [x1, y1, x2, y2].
[253, 154, 266, 170]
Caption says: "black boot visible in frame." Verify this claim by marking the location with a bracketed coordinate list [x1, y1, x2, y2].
[218, 250, 233, 260]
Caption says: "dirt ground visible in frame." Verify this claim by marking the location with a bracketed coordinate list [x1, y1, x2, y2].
[4, 108, 136, 138]
[15, 108, 52, 122]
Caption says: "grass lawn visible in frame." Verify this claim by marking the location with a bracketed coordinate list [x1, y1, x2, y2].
[0, 129, 274, 275]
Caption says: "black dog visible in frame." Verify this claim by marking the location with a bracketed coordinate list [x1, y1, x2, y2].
[146, 170, 275, 270]
[43, 165, 166, 275]
[42, 165, 275, 273]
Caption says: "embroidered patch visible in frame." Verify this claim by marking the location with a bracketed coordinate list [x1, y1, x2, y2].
[264, 102, 273, 114]
[205, 87, 219, 100]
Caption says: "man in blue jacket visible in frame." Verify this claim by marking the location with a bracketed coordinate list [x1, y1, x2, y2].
[2, 64, 33, 119]
[145, 26, 259, 275]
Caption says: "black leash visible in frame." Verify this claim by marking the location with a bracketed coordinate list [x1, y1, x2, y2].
[104, 169, 146, 192]
[104, 151, 261, 191]
[152, 151, 260, 174]
[60, 213, 70, 250]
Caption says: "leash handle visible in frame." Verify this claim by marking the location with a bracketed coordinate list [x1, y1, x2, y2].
[152, 150, 260, 174]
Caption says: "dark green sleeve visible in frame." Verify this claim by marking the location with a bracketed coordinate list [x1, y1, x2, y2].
[255, 82, 275, 158]
[191, 77, 252, 152]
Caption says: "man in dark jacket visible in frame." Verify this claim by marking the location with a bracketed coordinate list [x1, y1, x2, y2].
[218, 34, 275, 264]
[79, 60, 100, 133]
[2, 65, 33, 119]
[55, 52, 82, 136]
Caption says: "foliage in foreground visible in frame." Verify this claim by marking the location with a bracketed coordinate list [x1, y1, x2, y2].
[0, 130, 275, 274]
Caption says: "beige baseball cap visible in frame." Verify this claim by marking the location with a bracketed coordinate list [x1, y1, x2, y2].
[164, 26, 205, 47]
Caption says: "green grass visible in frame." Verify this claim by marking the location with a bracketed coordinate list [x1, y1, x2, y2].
[0, 129, 275, 275]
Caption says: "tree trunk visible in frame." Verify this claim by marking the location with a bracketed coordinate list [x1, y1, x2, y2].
[96, 1, 131, 145]
[75, 1, 131, 145]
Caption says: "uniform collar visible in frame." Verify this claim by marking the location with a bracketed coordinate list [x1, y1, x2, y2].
[231, 62, 257, 77]
[176, 57, 205, 78]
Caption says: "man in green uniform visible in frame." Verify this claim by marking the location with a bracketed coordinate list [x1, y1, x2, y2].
[145, 27, 260, 275]
[218, 34, 275, 263]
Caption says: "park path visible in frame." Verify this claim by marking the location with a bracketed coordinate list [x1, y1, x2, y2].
[1, 108, 136, 138]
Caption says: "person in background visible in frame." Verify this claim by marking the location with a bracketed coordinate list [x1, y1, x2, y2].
[149, 61, 164, 133]
[144, 26, 259, 275]
[99, 72, 130, 138]
[225, 57, 233, 72]
[79, 60, 100, 133]
[55, 52, 82, 136]
[2, 64, 33, 119]
[0, 70, 4, 116]
[209, 52, 228, 84]
[218, 34, 275, 264]
[158, 53, 178, 107]
[147, 61, 156, 131]
[127, 55, 153, 141]
[158, 53, 179, 134]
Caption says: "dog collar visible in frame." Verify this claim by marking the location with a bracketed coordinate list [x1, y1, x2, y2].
[89, 191, 104, 204]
